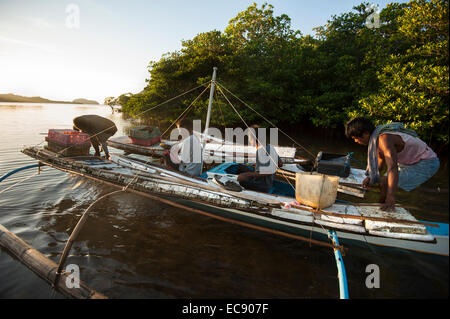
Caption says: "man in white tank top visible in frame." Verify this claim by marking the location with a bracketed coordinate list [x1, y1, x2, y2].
[345, 118, 439, 212]
[237, 125, 282, 193]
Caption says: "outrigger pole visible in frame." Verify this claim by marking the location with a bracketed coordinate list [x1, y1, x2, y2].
[0, 163, 43, 183]
[328, 230, 349, 299]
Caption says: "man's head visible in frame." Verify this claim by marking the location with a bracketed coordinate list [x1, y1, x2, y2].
[248, 124, 264, 147]
[177, 118, 193, 133]
[345, 117, 375, 145]
[247, 125, 259, 146]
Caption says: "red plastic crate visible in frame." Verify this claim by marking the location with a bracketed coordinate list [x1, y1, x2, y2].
[47, 129, 91, 145]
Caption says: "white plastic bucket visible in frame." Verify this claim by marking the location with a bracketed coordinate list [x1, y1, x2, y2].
[295, 173, 339, 209]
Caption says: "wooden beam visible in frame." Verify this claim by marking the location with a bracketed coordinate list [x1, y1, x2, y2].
[291, 205, 439, 228]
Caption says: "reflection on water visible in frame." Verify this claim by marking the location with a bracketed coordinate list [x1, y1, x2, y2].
[0, 103, 448, 298]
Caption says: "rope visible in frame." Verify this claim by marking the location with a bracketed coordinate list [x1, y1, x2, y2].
[30, 81, 211, 198]
[121, 84, 212, 192]
[214, 93, 227, 129]
[160, 84, 211, 138]
[215, 85, 297, 192]
[313, 174, 332, 236]
[215, 81, 316, 160]
[39, 81, 211, 157]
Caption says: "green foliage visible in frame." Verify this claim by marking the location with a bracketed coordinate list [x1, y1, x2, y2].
[119, 1, 448, 146]
[354, 0, 449, 143]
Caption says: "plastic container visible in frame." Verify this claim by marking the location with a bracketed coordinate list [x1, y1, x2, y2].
[45, 129, 91, 156]
[47, 129, 91, 145]
[295, 172, 339, 209]
[129, 126, 161, 146]
[45, 139, 91, 156]
[129, 126, 160, 139]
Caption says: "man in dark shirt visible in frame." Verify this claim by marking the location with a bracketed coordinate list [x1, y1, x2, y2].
[73, 114, 117, 159]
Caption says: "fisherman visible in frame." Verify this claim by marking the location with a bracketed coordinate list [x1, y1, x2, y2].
[345, 117, 439, 211]
[73, 114, 117, 159]
[237, 125, 282, 193]
[163, 119, 203, 177]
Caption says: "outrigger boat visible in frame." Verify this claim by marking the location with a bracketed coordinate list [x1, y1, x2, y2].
[21, 146, 449, 257]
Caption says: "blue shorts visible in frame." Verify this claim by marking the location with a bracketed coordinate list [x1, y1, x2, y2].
[395, 157, 440, 191]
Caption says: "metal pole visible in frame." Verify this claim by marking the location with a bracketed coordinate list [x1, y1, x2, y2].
[203, 67, 217, 148]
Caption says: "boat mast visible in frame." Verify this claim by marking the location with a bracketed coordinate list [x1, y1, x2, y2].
[203, 67, 217, 147]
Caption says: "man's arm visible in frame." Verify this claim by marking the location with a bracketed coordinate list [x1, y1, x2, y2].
[378, 134, 399, 211]
[362, 148, 386, 189]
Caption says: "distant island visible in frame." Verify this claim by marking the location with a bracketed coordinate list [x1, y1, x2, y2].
[0, 93, 99, 105]
[72, 98, 99, 105]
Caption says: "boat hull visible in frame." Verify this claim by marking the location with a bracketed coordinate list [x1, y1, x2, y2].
[168, 197, 449, 256]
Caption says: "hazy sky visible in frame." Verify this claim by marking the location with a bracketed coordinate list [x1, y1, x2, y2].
[0, 0, 402, 103]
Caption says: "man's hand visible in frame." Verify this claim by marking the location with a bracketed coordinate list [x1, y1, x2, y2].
[380, 195, 396, 211]
[362, 177, 371, 189]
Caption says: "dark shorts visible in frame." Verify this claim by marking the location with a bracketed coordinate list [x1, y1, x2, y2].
[164, 151, 180, 170]
[239, 176, 273, 193]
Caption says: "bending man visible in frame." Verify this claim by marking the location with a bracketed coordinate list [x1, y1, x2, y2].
[73, 114, 117, 159]
[345, 117, 439, 211]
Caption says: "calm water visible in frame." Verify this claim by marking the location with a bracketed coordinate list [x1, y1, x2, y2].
[0, 103, 448, 299]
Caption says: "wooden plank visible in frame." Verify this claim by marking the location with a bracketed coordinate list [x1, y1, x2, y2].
[290, 204, 439, 228]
